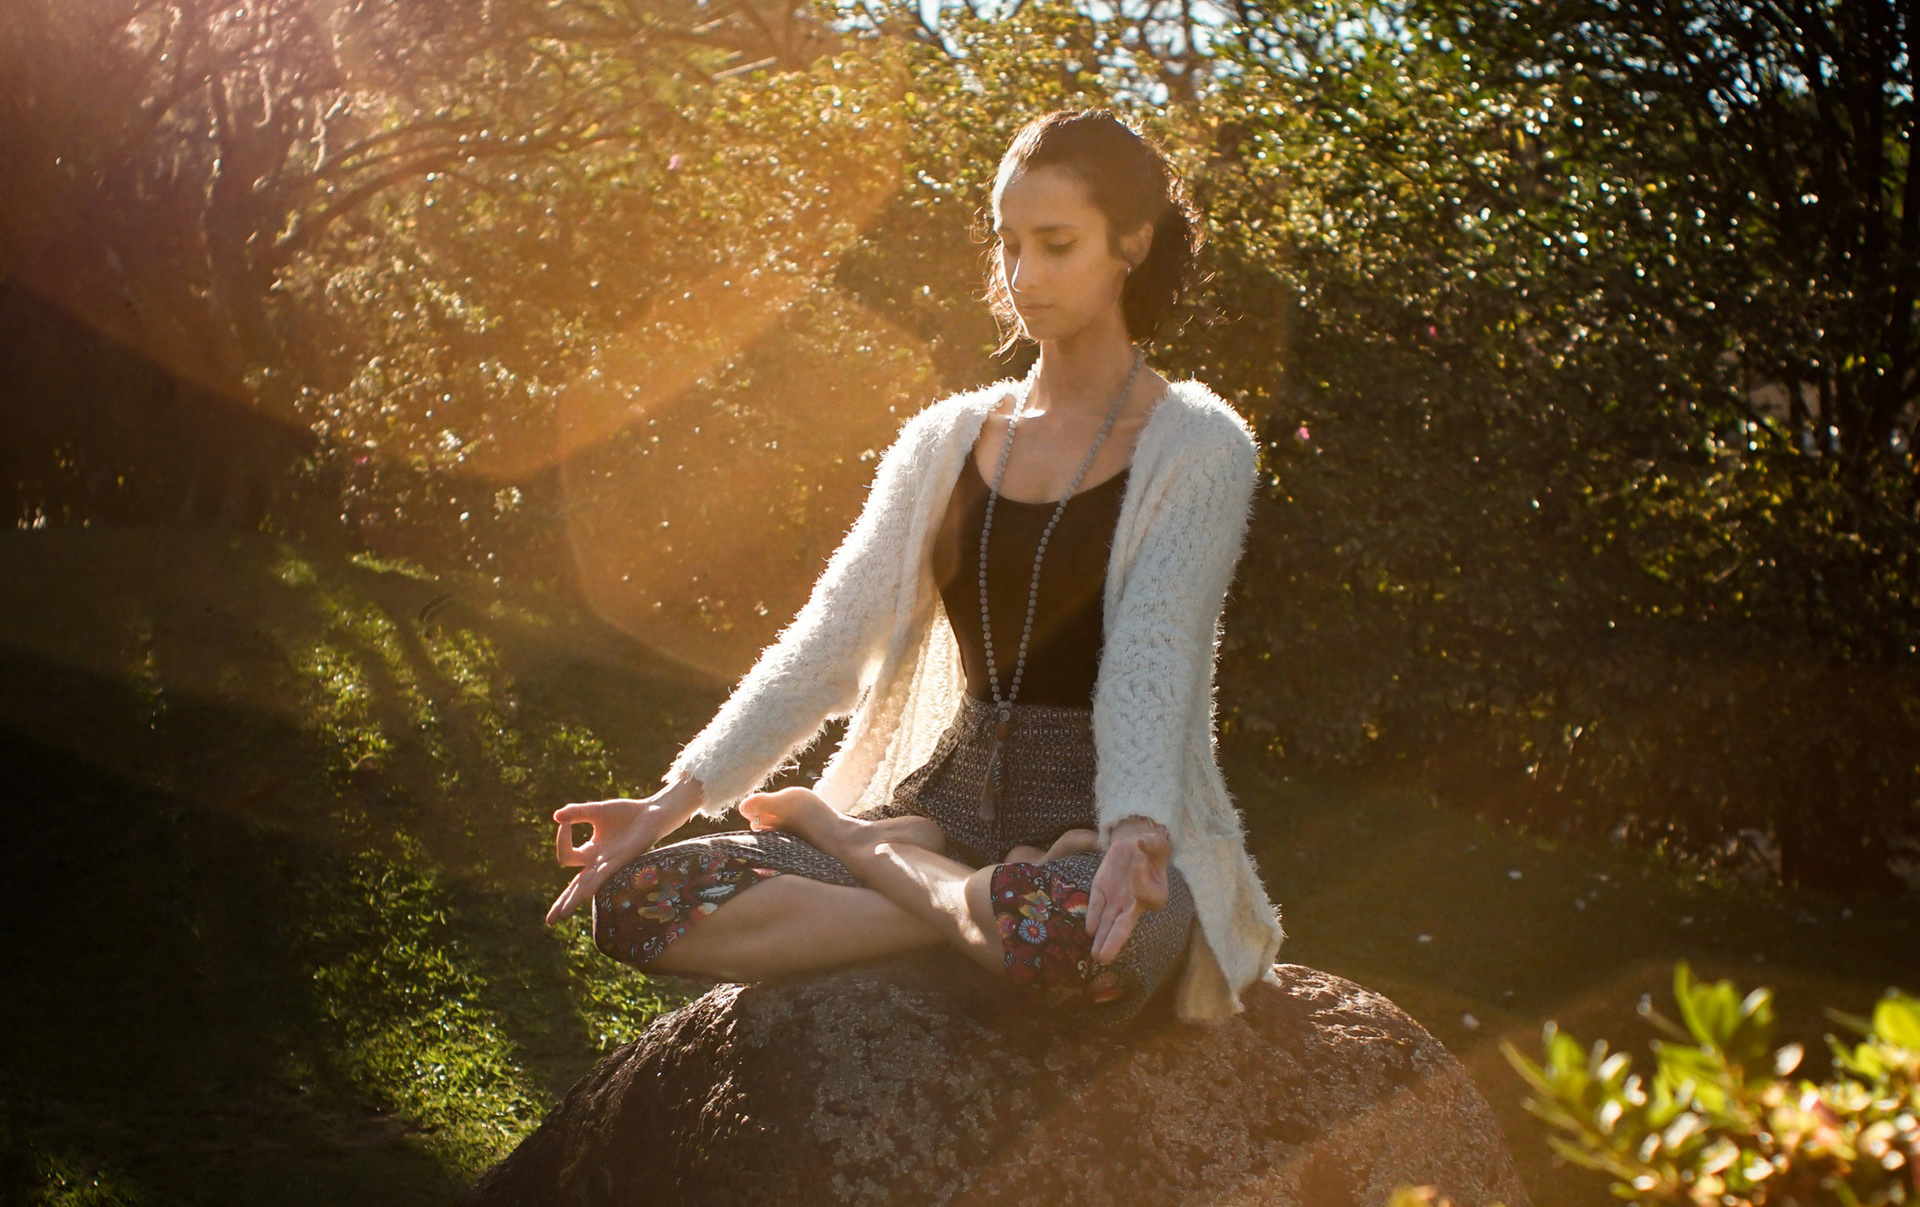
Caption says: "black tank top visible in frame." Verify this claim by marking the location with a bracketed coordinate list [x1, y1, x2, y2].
[933, 451, 1130, 708]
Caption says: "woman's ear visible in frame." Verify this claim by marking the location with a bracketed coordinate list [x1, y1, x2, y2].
[1121, 221, 1154, 272]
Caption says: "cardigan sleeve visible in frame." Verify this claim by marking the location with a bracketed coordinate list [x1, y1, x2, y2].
[661, 407, 934, 819]
[1092, 415, 1260, 846]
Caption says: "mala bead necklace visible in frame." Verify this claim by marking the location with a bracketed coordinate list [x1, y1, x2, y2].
[976, 345, 1144, 822]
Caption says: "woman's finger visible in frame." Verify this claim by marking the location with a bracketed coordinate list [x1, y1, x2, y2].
[552, 801, 602, 824]
[545, 873, 582, 925]
[1086, 882, 1109, 935]
[1093, 901, 1139, 964]
[1089, 879, 1132, 962]
[545, 859, 609, 925]
[555, 819, 577, 866]
[1092, 908, 1119, 964]
[1087, 846, 1131, 928]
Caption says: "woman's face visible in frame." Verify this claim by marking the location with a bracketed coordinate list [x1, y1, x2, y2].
[993, 164, 1145, 343]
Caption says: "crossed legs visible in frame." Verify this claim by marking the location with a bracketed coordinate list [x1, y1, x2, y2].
[641, 810, 950, 980]
[741, 788, 1103, 975]
[643, 788, 1099, 981]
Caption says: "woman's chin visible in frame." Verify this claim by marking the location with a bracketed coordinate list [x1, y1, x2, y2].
[1022, 314, 1086, 342]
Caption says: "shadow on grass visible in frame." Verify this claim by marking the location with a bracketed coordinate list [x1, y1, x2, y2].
[0, 726, 467, 1205]
[0, 530, 704, 1205]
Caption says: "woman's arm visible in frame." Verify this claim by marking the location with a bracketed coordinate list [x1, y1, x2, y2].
[1091, 416, 1260, 847]
[1081, 416, 1258, 963]
[660, 405, 938, 820]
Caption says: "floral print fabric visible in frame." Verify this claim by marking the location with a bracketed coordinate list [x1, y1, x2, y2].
[990, 859, 1127, 1007]
[594, 846, 785, 970]
[593, 834, 1190, 1030]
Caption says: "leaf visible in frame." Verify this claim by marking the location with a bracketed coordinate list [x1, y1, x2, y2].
[1673, 961, 1734, 1051]
[1872, 991, 1920, 1051]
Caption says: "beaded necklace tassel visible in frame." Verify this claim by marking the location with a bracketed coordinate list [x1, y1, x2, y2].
[980, 707, 1013, 822]
[976, 347, 1143, 823]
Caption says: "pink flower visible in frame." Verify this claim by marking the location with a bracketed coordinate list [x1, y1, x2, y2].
[668, 153, 682, 171]
[1295, 424, 1311, 442]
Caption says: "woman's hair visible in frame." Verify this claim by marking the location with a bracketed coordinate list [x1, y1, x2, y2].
[980, 108, 1203, 357]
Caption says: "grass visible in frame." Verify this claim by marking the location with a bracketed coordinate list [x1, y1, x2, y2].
[0, 524, 1912, 1206]
[0, 528, 698, 1205]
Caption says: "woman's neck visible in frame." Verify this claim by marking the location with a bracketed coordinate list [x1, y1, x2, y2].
[1027, 325, 1141, 421]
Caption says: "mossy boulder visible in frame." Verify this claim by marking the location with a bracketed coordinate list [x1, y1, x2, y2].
[464, 955, 1531, 1207]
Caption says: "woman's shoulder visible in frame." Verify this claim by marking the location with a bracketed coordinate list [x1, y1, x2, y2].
[869, 379, 1013, 470]
[892, 378, 1016, 444]
[1152, 379, 1261, 467]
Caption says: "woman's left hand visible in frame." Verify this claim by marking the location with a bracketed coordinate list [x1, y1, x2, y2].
[1085, 817, 1171, 964]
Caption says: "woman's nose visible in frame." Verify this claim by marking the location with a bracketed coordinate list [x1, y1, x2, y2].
[1008, 253, 1040, 294]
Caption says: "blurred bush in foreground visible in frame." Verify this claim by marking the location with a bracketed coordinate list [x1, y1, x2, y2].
[1502, 962, 1919, 1205]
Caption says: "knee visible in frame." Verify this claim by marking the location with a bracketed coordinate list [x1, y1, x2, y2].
[591, 880, 635, 963]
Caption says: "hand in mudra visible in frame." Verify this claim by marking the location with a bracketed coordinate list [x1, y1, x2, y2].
[545, 791, 687, 926]
[1085, 818, 1172, 965]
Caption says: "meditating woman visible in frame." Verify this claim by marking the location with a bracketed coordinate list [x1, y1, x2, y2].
[544, 108, 1285, 1029]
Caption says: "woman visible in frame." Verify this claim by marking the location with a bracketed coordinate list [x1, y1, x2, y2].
[545, 108, 1285, 1029]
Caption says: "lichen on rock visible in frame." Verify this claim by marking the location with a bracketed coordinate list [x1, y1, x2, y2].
[463, 956, 1531, 1207]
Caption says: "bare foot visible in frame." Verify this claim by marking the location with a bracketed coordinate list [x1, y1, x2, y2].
[1006, 828, 1101, 865]
[865, 815, 948, 856]
[740, 786, 844, 847]
[1086, 827, 1172, 964]
[1043, 828, 1101, 861]
[740, 788, 946, 858]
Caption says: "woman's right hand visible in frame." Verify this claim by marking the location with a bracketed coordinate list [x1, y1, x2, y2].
[545, 777, 703, 925]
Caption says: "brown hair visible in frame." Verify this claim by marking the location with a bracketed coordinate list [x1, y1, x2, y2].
[979, 108, 1203, 358]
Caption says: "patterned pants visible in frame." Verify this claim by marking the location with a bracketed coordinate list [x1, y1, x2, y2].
[594, 693, 1194, 1030]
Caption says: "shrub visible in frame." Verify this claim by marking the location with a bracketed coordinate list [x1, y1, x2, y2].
[1501, 961, 1919, 1205]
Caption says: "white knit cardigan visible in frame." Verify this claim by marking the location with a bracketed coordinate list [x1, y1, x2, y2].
[662, 376, 1287, 1022]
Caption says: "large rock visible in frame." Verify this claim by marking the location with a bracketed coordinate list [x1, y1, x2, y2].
[464, 955, 1532, 1207]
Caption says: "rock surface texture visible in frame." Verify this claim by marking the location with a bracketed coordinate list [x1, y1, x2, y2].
[463, 957, 1533, 1207]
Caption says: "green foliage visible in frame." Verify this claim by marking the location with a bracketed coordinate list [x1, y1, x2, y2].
[15, 1149, 143, 1207]
[1190, 3, 1920, 895]
[6, 0, 1917, 890]
[0, 530, 700, 1201]
[1503, 962, 1920, 1205]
